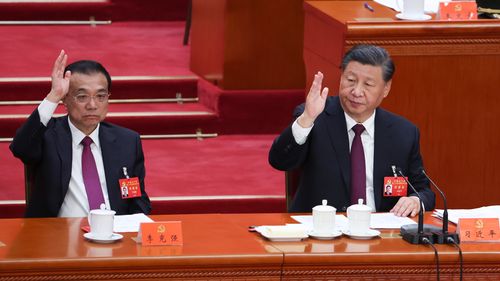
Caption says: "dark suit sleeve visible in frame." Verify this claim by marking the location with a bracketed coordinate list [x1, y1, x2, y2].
[10, 109, 48, 165]
[268, 104, 311, 171]
[406, 127, 435, 211]
[129, 134, 152, 214]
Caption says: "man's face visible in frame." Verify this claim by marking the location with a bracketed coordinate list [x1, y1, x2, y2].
[338, 61, 391, 123]
[63, 72, 109, 135]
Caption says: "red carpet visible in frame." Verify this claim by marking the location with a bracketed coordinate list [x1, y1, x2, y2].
[0, 142, 25, 200]
[0, 21, 192, 78]
[144, 135, 283, 197]
[0, 1, 111, 21]
[0, 102, 214, 115]
[0, 0, 188, 21]
[0, 102, 218, 138]
[0, 78, 198, 101]
[1, 135, 284, 201]
[198, 78, 305, 134]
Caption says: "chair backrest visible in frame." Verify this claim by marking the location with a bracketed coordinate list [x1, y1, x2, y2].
[285, 169, 301, 212]
[24, 164, 34, 204]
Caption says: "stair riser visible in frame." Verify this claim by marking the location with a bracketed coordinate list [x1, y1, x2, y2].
[0, 2, 111, 21]
[0, 0, 188, 22]
[1, 114, 218, 138]
[0, 79, 198, 101]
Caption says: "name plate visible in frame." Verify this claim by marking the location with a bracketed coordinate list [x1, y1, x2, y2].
[140, 221, 183, 246]
[458, 218, 500, 242]
[438, 1, 477, 20]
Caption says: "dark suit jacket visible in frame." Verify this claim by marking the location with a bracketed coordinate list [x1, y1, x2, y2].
[269, 96, 435, 213]
[10, 109, 152, 217]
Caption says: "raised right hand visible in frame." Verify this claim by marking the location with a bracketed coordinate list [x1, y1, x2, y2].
[298, 71, 329, 128]
[46, 50, 71, 103]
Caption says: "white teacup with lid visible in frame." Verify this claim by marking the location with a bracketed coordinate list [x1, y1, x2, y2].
[88, 204, 116, 239]
[312, 199, 336, 235]
[397, 0, 425, 17]
[347, 199, 372, 235]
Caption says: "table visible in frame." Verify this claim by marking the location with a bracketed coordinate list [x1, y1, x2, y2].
[0, 214, 283, 281]
[1, 213, 500, 280]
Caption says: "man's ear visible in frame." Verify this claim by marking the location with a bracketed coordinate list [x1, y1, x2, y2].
[383, 79, 392, 98]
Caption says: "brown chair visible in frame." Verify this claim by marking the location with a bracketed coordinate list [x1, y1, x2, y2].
[24, 164, 35, 205]
[183, 0, 192, 45]
[285, 168, 301, 212]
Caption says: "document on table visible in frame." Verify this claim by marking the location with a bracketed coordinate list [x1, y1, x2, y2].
[292, 213, 415, 230]
[114, 213, 154, 232]
[433, 206, 500, 224]
[370, 213, 416, 229]
[374, 0, 449, 14]
[291, 215, 349, 232]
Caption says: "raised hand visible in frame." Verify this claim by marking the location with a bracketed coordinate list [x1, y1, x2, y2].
[298, 71, 329, 128]
[46, 50, 71, 103]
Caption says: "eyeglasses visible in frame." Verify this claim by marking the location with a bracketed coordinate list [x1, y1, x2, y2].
[72, 93, 110, 104]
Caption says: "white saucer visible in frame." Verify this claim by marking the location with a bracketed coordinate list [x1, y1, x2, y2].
[308, 230, 342, 240]
[342, 229, 380, 240]
[395, 13, 431, 21]
[84, 232, 123, 244]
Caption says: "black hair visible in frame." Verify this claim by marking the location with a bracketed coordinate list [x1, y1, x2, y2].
[341, 45, 395, 82]
[64, 60, 111, 91]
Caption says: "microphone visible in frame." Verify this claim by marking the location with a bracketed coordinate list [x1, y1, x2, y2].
[396, 167, 439, 244]
[421, 169, 460, 244]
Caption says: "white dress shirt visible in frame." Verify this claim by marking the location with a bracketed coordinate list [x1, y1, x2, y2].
[38, 99, 111, 217]
[292, 111, 377, 211]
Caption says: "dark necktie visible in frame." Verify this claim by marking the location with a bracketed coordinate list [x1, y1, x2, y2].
[350, 124, 366, 205]
[81, 136, 105, 210]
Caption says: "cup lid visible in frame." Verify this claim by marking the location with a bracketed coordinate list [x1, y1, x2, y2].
[313, 199, 336, 212]
[347, 198, 372, 212]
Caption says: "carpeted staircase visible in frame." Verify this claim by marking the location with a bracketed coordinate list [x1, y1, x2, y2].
[0, 0, 305, 217]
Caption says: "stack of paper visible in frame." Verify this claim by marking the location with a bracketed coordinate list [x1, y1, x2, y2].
[433, 206, 500, 224]
[370, 213, 416, 229]
[374, 0, 451, 14]
[292, 215, 349, 232]
[114, 213, 154, 232]
[292, 213, 415, 230]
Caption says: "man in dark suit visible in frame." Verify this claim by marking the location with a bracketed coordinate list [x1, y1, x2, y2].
[10, 50, 151, 217]
[269, 45, 434, 217]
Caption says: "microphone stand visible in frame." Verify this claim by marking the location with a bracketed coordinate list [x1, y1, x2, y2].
[422, 169, 460, 244]
[397, 169, 438, 244]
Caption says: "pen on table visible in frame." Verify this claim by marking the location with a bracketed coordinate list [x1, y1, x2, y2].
[364, 2, 374, 12]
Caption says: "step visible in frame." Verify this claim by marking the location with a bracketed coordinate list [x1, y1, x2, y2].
[0, 197, 286, 218]
[0, 0, 112, 21]
[0, 76, 199, 101]
[0, 0, 189, 22]
[0, 21, 192, 78]
[0, 134, 285, 217]
[0, 102, 217, 137]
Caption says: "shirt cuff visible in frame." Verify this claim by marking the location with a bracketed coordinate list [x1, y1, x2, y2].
[291, 118, 313, 145]
[37, 99, 58, 126]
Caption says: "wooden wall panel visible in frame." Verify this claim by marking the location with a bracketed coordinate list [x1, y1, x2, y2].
[190, 0, 226, 84]
[191, 0, 306, 90]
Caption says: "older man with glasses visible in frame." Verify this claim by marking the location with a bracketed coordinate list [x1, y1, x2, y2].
[10, 50, 151, 218]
